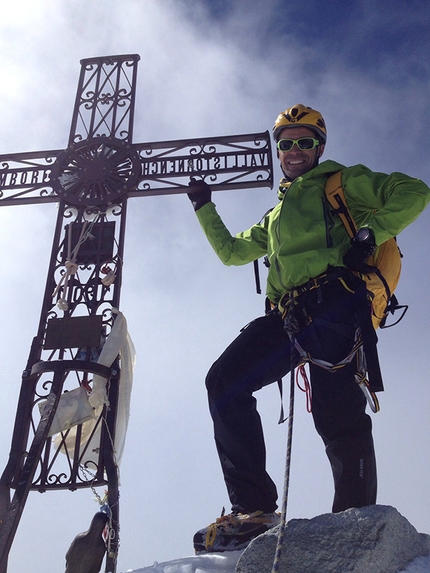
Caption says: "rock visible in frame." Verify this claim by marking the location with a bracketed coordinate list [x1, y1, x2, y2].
[235, 505, 430, 573]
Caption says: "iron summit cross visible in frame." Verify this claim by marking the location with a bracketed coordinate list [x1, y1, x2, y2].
[0, 54, 273, 572]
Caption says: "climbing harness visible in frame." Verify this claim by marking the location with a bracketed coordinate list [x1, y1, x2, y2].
[292, 327, 380, 413]
[270, 270, 380, 572]
[279, 269, 381, 412]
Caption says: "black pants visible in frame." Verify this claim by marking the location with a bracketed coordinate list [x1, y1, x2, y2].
[205, 278, 377, 514]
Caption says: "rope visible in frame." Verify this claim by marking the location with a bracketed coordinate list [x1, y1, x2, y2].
[270, 275, 378, 571]
[271, 345, 296, 573]
[52, 260, 79, 310]
[52, 220, 95, 310]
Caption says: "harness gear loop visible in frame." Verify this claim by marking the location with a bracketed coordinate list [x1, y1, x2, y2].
[292, 328, 362, 373]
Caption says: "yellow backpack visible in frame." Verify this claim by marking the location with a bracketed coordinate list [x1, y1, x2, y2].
[325, 171, 407, 329]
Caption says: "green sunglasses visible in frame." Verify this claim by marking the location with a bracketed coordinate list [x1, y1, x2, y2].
[277, 137, 320, 152]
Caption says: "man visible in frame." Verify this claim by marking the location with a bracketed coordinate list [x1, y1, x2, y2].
[187, 104, 430, 554]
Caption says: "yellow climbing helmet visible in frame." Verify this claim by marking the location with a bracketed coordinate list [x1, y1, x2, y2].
[273, 104, 327, 143]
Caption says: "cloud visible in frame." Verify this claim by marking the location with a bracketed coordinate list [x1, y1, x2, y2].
[0, 2, 429, 572]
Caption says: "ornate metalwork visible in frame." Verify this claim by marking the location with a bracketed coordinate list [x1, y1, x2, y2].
[22, 360, 113, 492]
[132, 131, 273, 196]
[68, 54, 140, 145]
[0, 130, 273, 206]
[0, 54, 142, 208]
[51, 137, 141, 206]
[0, 53, 275, 573]
[4, 198, 126, 492]
[0, 149, 61, 206]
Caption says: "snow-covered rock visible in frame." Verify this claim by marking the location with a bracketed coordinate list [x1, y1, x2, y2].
[236, 505, 430, 573]
[125, 505, 430, 573]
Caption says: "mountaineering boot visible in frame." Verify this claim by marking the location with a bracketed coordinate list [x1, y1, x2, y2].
[193, 510, 281, 554]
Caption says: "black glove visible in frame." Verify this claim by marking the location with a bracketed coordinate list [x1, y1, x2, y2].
[343, 227, 377, 274]
[187, 179, 211, 211]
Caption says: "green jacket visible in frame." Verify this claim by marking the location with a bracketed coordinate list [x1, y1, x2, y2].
[196, 159, 430, 304]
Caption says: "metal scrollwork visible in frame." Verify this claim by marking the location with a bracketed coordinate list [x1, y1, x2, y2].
[51, 137, 141, 206]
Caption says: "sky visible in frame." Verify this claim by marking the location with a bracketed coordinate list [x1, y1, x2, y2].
[0, 0, 429, 571]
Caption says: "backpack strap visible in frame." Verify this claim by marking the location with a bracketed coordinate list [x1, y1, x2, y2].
[325, 170, 394, 318]
[325, 171, 357, 238]
[325, 171, 384, 392]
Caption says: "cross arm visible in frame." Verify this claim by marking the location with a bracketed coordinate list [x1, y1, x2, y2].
[0, 149, 62, 207]
[0, 131, 274, 208]
[129, 130, 274, 197]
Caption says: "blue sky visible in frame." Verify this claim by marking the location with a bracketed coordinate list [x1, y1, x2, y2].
[0, 1, 429, 572]
[199, 0, 430, 86]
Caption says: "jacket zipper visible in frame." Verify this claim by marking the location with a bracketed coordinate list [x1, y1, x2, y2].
[274, 189, 289, 293]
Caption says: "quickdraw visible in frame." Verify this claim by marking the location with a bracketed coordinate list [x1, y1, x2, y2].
[293, 330, 380, 414]
[280, 271, 381, 414]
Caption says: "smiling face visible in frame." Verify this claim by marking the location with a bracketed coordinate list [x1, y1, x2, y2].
[277, 126, 325, 180]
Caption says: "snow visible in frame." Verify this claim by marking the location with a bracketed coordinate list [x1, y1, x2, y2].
[122, 551, 430, 573]
[123, 551, 241, 573]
